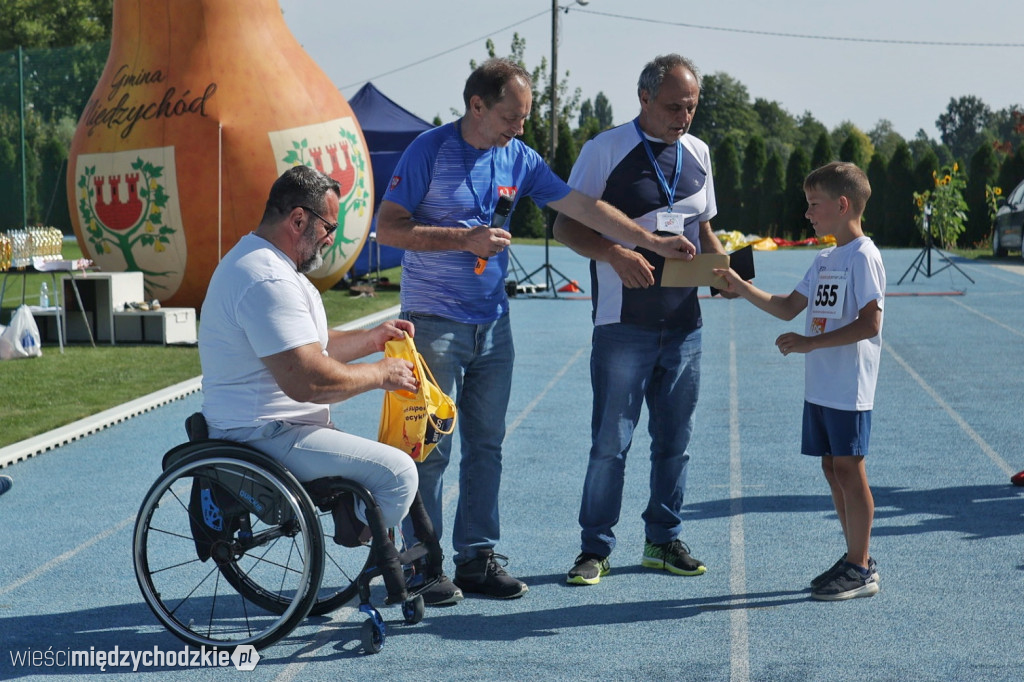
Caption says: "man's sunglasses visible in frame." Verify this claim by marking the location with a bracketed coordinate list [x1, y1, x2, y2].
[296, 205, 338, 236]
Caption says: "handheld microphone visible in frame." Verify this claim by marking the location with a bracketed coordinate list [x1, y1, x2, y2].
[474, 194, 515, 275]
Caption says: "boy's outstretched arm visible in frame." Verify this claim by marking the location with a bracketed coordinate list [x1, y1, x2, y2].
[776, 299, 881, 356]
[714, 267, 807, 321]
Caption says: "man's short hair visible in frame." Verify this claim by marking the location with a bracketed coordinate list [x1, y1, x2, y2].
[463, 58, 532, 109]
[261, 165, 340, 224]
[637, 54, 702, 100]
[804, 161, 872, 215]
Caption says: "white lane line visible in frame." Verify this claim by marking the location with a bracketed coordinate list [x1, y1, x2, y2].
[271, 606, 359, 682]
[727, 312, 750, 682]
[442, 346, 587, 509]
[280, 345, 591, 670]
[885, 343, 1013, 476]
[945, 296, 1024, 339]
[507, 346, 588, 436]
[0, 514, 135, 597]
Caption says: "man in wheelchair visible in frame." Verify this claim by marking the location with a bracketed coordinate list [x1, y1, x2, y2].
[197, 165, 420, 551]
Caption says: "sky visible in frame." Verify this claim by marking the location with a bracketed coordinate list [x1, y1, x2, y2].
[279, 0, 1023, 143]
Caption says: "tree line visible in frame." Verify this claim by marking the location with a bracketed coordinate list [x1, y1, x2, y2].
[0, 0, 111, 233]
[482, 39, 1024, 248]
[3, 14, 1024, 252]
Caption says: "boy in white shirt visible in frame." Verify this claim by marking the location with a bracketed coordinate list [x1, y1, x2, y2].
[715, 161, 885, 600]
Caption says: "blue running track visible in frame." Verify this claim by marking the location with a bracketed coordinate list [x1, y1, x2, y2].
[1, 245, 1022, 681]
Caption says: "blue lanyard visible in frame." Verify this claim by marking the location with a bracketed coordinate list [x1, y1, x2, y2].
[633, 118, 682, 212]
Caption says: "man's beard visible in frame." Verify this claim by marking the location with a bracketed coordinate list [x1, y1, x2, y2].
[298, 250, 324, 274]
[298, 228, 325, 274]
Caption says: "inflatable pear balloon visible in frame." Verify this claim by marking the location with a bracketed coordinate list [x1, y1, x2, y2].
[67, 0, 372, 308]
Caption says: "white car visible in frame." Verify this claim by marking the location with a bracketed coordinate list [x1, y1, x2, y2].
[992, 178, 1024, 257]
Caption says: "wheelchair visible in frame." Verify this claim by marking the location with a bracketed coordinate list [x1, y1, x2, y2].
[132, 413, 444, 653]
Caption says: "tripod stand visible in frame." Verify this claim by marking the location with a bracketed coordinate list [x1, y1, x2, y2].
[897, 206, 974, 285]
[522, 222, 581, 298]
[505, 245, 541, 294]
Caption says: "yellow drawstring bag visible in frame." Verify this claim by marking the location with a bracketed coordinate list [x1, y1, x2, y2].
[377, 333, 456, 462]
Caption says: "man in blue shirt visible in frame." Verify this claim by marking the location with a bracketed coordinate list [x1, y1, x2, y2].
[377, 58, 696, 604]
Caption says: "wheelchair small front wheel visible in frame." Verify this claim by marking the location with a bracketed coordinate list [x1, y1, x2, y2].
[402, 594, 425, 625]
[361, 618, 383, 654]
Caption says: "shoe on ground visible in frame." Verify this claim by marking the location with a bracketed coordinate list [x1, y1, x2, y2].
[1011, 470, 1024, 486]
[811, 562, 880, 601]
[406, 564, 463, 606]
[454, 550, 528, 598]
[810, 554, 879, 588]
[567, 552, 610, 585]
[641, 539, 706, 576]
[0, 475, 12, 497]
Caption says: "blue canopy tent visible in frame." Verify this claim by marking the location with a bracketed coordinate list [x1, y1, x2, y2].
[347, 82, 435, 278]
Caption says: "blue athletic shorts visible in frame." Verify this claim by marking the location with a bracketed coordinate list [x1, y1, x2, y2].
[801, 401, 871, 457]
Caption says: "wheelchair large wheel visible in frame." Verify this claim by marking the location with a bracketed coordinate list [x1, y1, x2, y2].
[227, 502, 376, 618]
[219, 472, 377, 618]
[133, 448, 324, 650]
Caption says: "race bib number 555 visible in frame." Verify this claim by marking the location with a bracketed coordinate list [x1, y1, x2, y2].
[810, 270, 847, 320]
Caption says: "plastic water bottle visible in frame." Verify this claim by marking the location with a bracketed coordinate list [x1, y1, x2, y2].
[39, 281, 50, 308]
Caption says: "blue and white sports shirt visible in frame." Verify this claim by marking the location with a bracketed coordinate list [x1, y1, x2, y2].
[384, 122, 571, 324]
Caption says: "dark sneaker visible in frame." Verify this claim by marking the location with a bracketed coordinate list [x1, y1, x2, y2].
[454, 550, 528, 599]
[0, 475, 12, 497]
[811, 562, 879, 601]
[567, 552, 610, 585]
[811, 554, 879, 588]
[641, 539, 706, 576]
[406, 568, 464, 606]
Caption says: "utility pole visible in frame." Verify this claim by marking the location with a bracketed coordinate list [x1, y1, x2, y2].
[19, 45, 27, 228]
[549, 0, 558, 164]
[527, 1, 589, 297]
[549, 1, 589, 164]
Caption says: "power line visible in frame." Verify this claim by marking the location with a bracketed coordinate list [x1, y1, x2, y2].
[339, 9, 549, 90]
[338, 7, 1023, 93]
[576, 8, 1024, 48]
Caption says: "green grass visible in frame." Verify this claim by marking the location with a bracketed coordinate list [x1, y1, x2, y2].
[951, 246, 1002, 261]
[0, 249, 403, 449]
[0, 345, 203, 445]
[322, 271, 401, 323]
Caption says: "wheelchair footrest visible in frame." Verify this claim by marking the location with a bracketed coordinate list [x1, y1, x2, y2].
[396, 543, 429, 567]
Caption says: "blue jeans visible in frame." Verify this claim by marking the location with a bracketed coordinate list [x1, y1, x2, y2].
[400, 312, 515, 565]
[579, 323, 702, 557]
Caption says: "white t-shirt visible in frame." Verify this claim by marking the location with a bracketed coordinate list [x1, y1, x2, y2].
[794, 236, 885, 411]
[199, 233, 330, 429]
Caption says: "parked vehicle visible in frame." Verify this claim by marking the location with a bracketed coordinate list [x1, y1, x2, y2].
[992, 178, 1024, 257]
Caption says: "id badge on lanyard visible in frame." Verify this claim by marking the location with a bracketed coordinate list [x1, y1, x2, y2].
[657, 211, 684, 233]
[810, 270, 848, 320]
[634, 118, 683, 234]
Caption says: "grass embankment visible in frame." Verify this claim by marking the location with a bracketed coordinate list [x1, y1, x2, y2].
[0, 240, 401, 448]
